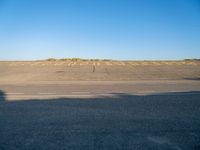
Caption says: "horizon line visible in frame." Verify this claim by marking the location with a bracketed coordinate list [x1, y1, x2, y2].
[0, 58, 199, 62]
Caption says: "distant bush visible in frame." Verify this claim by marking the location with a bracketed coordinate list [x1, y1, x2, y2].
[46, 58, 114, 62]
[71, 58, 82, 61]
[102, 59, 112, 61]
[59, 58, 67, 61]
[47, 58, 57, 61]
[184, 59, 200, 61]
[90, 59, 100, 61]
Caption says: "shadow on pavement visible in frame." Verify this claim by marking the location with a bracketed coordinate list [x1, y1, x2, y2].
[0, 90, 6, 102]
[0, 90, 200, 150]
[183, 77, 200, 81]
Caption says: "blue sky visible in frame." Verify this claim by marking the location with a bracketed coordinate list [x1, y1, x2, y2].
[0, 0, 200, 60]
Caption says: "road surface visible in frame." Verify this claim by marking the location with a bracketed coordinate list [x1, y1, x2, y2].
[0, 81, 200, 150]
[0, 80, 200, 100]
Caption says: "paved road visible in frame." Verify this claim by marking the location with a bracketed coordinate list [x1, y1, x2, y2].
[0, 81, 200, 150]
[0, 80, 200, 100]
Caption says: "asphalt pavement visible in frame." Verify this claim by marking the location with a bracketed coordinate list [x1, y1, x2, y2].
[0, 80, 200, 100]
[0, 81, 200, 150]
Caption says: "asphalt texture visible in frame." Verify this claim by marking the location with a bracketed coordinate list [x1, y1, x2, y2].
[0, 82, 200, 150]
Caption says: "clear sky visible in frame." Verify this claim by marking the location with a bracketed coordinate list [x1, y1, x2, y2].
[0, 0, 200, 60]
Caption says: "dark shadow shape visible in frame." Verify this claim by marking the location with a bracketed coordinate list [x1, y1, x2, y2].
[0, 91, 200, 150]
[0, 90, 6, 101]
[183, 77, 200, 81]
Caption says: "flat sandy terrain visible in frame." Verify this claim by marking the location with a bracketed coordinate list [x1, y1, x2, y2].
[0, 60, 200, 83]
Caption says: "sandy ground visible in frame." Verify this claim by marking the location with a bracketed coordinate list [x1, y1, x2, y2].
[0, 60, 200, 83]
